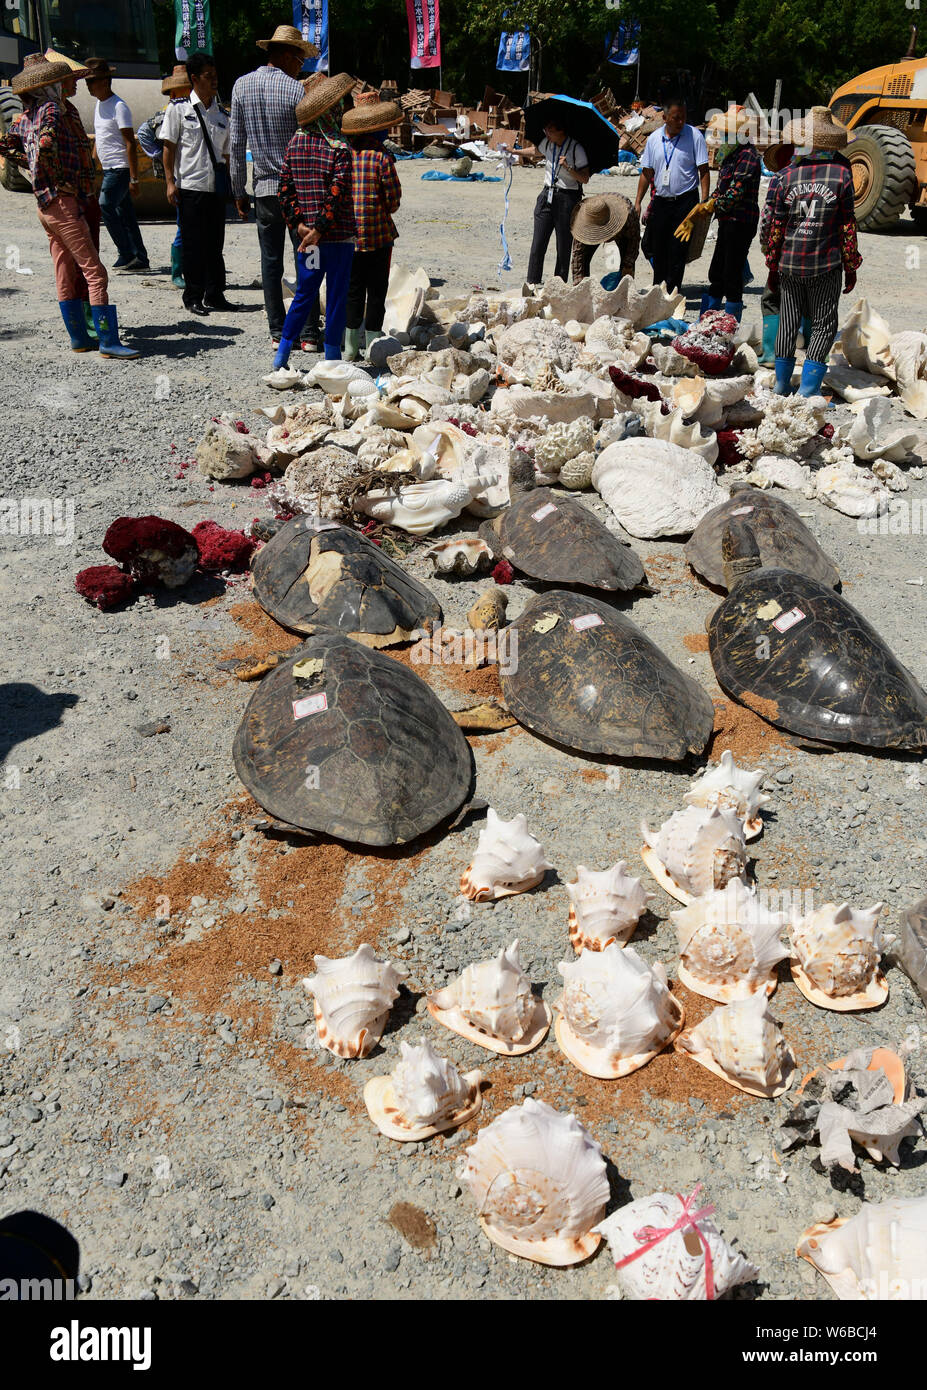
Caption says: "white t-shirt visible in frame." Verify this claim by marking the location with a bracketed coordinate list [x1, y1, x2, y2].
[160, 92, 229, 193]
[94, 95, 133, 170]
[538, 136, 588, 191]
[641, 123, 708, 197]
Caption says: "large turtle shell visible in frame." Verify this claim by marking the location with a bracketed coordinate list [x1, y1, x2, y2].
[500, 590, 714, 758]
[494, 489, 646, 590]
[251, 518, 441, 644]
[686, 488, 840, 590]
[233, 633, 475, 845]
[709, 568, 927, 749]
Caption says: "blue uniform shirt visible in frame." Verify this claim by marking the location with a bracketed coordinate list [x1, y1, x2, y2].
[642, 123, 708, 197]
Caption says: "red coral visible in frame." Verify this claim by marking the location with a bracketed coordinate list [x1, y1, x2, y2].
[672, 311, 738, 376]
[102, 516, 199, 589]
[192, 520, 257, 573]
[460, 422, 478, 437]
[234, 421, 249, 434]
[492, 559, 514, 584]
[818, 422, 835, 440]
[715, 430, 743, 468]
[75, 565, 137, 611]
[607, 366, 663, 403]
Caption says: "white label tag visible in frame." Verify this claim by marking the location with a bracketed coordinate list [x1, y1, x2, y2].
[661, 169, 670, 188]
[729, 505, 754, 516]
[772, 607, 806, 633]
[531, 502, 557, 522]
[571, 613, 604, 631]
[293, 692, 328, 719]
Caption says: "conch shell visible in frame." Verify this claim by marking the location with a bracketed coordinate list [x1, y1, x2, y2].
[363, 1039, 482, 1141]
[460, 808, 552, 901]
[354, 477, 476, 536]
[789, 901, 889, 1010]
[797, 1196, 927, 1300]
[640, 805, 748, 905]
[555, 943, 684, 1078]
[566, 861, 653, 952]
[458, 1098, 609, 1265]
[596, 1188, 759, 1300]
[427, 940, 551, 1055]
[675, 992, 795, 1098]
[672, 881, 790, 1002]
[684, 750, 770, 839]
[303, 943, 401, 1058]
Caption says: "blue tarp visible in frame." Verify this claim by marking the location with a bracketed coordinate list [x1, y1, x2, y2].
[421, 170, 502, 182]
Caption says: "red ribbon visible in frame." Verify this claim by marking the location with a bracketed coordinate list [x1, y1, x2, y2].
[612, 1184, 717, 1300]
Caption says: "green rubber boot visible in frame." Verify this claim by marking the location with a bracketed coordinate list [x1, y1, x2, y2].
[365, 328, 385, 353]
[170, 244, 185, 289]
[343, 327, 361, 362]
[760, 313, 779, 366]
[82, 301, 98, 341]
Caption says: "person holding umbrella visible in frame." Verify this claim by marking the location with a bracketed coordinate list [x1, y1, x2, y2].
[634, 96, 709, 294]
[526, 117, 590, 284]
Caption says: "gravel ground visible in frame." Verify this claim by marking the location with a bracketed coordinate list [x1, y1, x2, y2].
[1, 160, 926, 1303]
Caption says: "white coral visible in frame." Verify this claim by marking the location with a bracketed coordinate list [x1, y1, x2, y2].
[559, 451, 596, 489]
[737, 395, 827, 458]
[534, 417, 596, 473]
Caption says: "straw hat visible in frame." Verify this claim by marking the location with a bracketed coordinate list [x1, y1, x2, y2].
[342, 99, 402, 135]
[256, 24, 320, 58]
[296, 72, 357, 126]
[11, 53, 72, 94]
[705, 107, 761, 145]
[571, 194, 631, 246]
[84, 57, 117, 80]
[161, 64, 192, 95]
[44, 48, 90, 79]
[765, 105, 847, 171]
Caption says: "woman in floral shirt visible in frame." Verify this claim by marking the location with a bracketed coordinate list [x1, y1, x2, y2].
[702, 110, 761, 323]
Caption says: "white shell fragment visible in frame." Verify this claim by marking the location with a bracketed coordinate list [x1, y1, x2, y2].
[672, 881, 790, 1003]
[555, 943, 685, 1078]
[303, 944, 401, 1058]
[797, 1196, 927, 1300]
[840, 298, 895, 380]
[363, 1039, 482, 1141]
[353, 477, 477, 535]
[596, 1189, 759, 1300]
[458, 1098, 609, 1265]
[789, 902, 889, 1010]
[675, 992, 796, 1098]
[684, 750, 770, 839]
[427, 940, 551, 1056]
[306, 359, 379, 397]
[640, 806, 748, 905]
[593, 438, 727, 539]
[566, 861, 653, 952]
[842, 397, 920, 461]
[424, 536, 493, 576]
[460, 808, 552, 901]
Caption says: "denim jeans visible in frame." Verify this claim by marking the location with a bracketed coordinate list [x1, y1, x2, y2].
[281, 243, 354, 359]
[254, 194, 318, 341]
[99, 168, 148, 264]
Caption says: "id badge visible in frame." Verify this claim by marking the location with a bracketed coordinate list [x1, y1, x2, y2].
[661, 168, 670, 189]
[547, 185, 554, 204]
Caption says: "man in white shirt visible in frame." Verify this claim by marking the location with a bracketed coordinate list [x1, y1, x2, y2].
[162, 51, 236, 317]
[635, 97, 709, 294]
[526, 119, 590, 284]
[85, 58, 149, 271]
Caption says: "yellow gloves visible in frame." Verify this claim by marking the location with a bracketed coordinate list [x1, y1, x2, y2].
[674, 199, 716, 242]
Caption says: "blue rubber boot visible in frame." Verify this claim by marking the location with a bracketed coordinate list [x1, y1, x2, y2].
[59, 299, 95, 352]
[760, 313, 779, 366]
[699, 293, 723, 318]
[91, 305, 140, 359]
[798, 358, 828, 398]
[774, 356, 795, 395]
[725, 299, 744, 323]
[82, 301, 98, 341]
[273, 337, 295, 369]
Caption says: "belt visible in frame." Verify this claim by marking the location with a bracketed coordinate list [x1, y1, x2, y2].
[654, 188, 697, 202]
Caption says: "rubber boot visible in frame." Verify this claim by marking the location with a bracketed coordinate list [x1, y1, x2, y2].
[799, 315, 812, 349]
[273, 337, 295, 370]
[170, 244, 185, 289]
[725, 300, 744, 323]
[91, 304, 140, 359]
[365, 328, 384, 353]
[699, 293, 723, 318]
[59, 300, 95, 352]
[759, 313, 779, 366]
[774, 355, 795, 396]
[82, 301, 98, 341]
[798, 358, 828, 398]
[343, 327, 361, 362]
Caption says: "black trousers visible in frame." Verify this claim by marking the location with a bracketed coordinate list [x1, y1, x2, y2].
[345, 245, 393, 332]
[177, 189, 226, 307]
[527, 187, 582, 283]
[254, 194, 319, 341]
[708, 218, 756, 302]
[645, 188, 699, 294]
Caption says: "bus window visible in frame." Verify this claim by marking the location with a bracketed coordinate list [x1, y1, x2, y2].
[1, 0, 39, 41]
[41, 0, 159, 65]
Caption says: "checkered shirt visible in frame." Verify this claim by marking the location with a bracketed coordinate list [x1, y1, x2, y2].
[713, 143, 760, 228]
[279, 130, 356, 240]
[764, 153, 861, 277]
[351, 143, 401, 252]
[229, 65, 305, 199]
[0, 98, 94, 209]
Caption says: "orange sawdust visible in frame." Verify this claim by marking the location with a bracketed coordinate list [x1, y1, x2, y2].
[683, 632, 710, 653]
[219, 599, 303, 665]
[710, 696, 792, 760]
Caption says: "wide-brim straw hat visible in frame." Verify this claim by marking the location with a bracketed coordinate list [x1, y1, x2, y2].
[11, 53, 72, 93]
[296, 72, 357, 127]
[765, 105, 847, 170]
[705, 107, 761, 145]
[571, 194, 631, 245]
[161, 63, 192, 94]
[257, 24, 319, 58]
[44, 48, 90, 79]
[342, 99, 402, 135]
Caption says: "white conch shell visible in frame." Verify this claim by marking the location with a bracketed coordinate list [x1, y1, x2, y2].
[843, 397, 919, 461]
[555, 943, 685, 1078]
[890, 330, 927, 419]
[789, 901, 888, 1010]
[684, 750, 770, 838]
[361, 401, 420, 431]
[596, 1189, 759, 1299]
[458, 1098, 609, 1265]
[306, 360, 379, 397]
[675, 992, 795, 1097]
[427, 940, 551, 1056]
[303, 943, 401, 1058]
[811, 460, 891, 519]
[592, 438, 727, 539]
[363, 1039, 482, 1141]
[459, 808, 552, 901]
[797, 1196, 927, 1300]
[566, 861, 653, 952]
[671, 375, 753, 428]
[262, 366, 305, 390]
[353, 476, 477, 535]
[411, 421, 470, 477]
[640, 805, 748, 905]
[672, 881, 790, 1003]
[638, 399, 719, 463]
[424, 536, 493, 575]
[841, 298, 895, 380]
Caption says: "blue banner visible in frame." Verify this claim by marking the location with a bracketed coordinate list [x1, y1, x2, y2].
[496, 28, 530, 72]
[606, 21, 640, 66]
[293, 0, 329, 72]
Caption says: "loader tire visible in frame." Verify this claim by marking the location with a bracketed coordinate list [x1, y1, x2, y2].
[847, 123, 917, 231]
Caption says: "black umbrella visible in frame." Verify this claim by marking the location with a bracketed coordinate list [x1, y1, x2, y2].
[524, 95, 623, 175]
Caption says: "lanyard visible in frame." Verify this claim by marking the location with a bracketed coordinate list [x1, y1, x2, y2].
[547, 140, 562, 201]
[661, 132, 682, 173]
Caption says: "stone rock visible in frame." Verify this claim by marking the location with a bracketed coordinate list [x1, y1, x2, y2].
[196, 418, 260, 481]
[367, 335, 402, 371]
[490, 386, 598, 425]
[495, 318, 578, 375]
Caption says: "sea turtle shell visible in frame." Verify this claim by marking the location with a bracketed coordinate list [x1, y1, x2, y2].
[251, 518, 441, 645]
[500, 590, 714, 758]
[233, 633, 475, 845]
[488, 489, 646, 590]
[685, 488, 840, 591]
[709, 566, 927, 750]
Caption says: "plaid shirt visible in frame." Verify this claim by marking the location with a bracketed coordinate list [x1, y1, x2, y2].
[351, 140, 401, 252]
[764, 153, 861, 277]
[0, 98, 94, 209]
[279, 130, 356, 241]
[714, 142, 760, 229]
[758, 168, 786, 254]
[229, 64, 304, 199]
